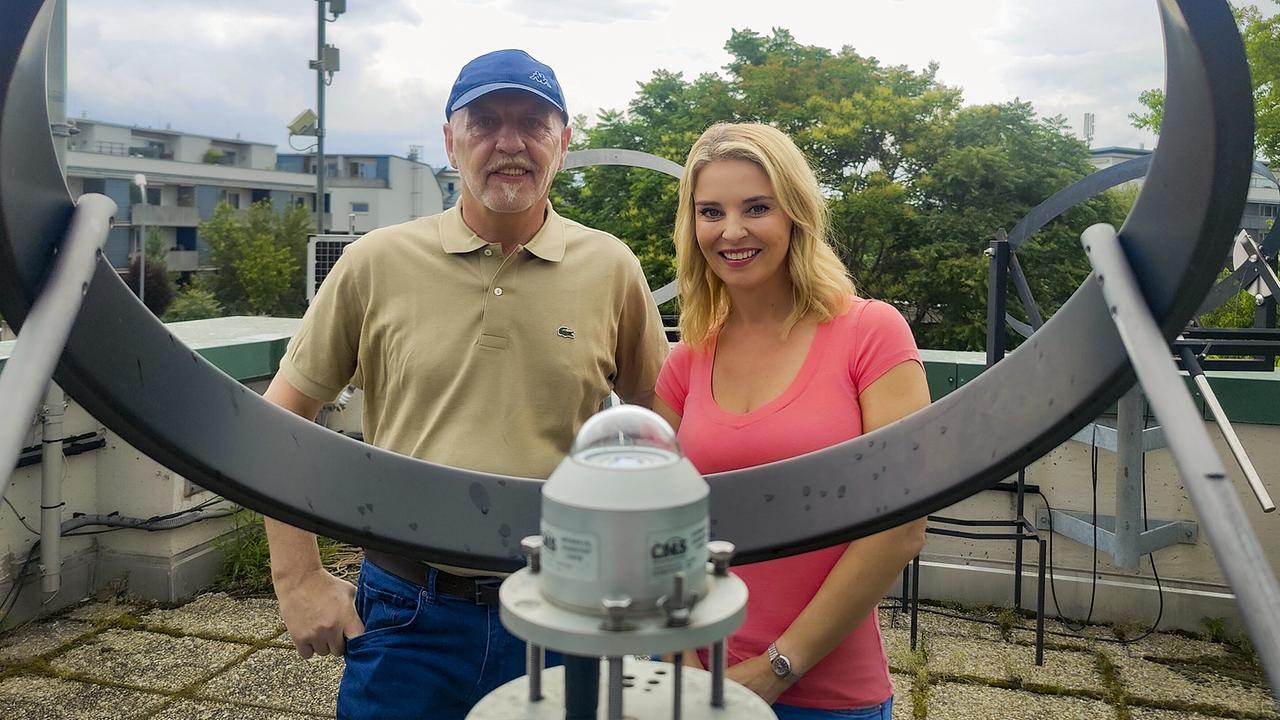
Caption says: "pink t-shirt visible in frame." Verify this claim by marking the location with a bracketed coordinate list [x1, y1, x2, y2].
[655, 298, 922, 710]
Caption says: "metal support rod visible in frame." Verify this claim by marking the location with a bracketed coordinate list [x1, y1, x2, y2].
[315, 0, 326, 234]
[526, 644, 543, 702]
[909, 555, 920, 651]
[563, 654, 599, 720]
[39, 383, 64, 594]
[1180, 347, 1276, 512]
[1014, 468, 1025, 608]
[672, 651, 683, 720]
[986, 230, 1011, 366]
[1036, 538, 1046, 666]
[1082, 223, 1280, 695]
[1009, 251, 1045, 329]
[0, 194, 115, 501]
[607, 656, 623, 720]
[1113, 386, 1145, 570]
[711, 640, 726, 708]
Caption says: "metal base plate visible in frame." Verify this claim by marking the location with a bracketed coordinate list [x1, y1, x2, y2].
[467, 658, 777, 720]
[500, 568, 748, 657]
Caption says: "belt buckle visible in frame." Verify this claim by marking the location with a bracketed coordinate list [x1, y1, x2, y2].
[473, 578, 501, 605]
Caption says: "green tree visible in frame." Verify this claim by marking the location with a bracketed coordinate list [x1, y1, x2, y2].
[162, 286, 225, 322]
[1131, 3, 1280, 159]
[199, 200, 311, 316]
[555, 28, 1119, 350]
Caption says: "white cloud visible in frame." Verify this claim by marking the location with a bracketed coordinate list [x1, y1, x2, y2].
[64, 0, 1188, 167]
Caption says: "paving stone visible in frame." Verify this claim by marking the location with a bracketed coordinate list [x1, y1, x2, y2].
[0, 674, 168, 719]
[880, 605, 1005, 643]
[151, 698, 327, 719]
[50, 628, 250, 693]
[1113, 631, 1233, 662]
[0, 617, 94, 662]
[1130, 709, 1238, 720]
[890, 672, 914, 720]
[66, 600, 140, 625]
[1103, 647, 1276, 718]
[140, 593, 285, 642]
[927, 682, 1115, 720]
[200, 646, 342, 716]
[928, 637, 1105, 694]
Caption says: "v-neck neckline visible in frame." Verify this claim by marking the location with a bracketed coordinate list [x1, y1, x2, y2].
[705, 319, 830, 425]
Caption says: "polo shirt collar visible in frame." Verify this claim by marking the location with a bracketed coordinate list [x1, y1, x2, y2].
[440, 203, 567, 263]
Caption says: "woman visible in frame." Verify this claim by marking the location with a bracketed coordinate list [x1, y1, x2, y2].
[654, 123, 931, 720]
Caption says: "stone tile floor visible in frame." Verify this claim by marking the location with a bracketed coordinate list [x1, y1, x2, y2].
[0, 591, 1274, 719]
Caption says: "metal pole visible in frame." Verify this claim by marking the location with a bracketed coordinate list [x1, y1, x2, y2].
[1082, 223, 1280, 696]
[39, 382, 64, 594]
[1114, 385, 1145, 570]
[1180, 347, 1276, 512]
[138, 214, 146, 306]
[711, 641, 726, 708]
[606, 656, 623, 720]
[526, 643, 543, 702]
[563, 654, 599, 720]
[0, 195, 116, 501]
[986, 230, 1011, 367]
[315, 0, 326, 234]
[1035, 538, 1046, 666]
[1014, 468, 1025, 608]
[672, 651, 683, 720]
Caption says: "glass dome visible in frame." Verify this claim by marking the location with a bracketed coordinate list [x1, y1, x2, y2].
[571, 405, 681, 469]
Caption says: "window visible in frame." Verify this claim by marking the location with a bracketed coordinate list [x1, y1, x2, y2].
[351, 201, 370, 214]
[82, 178, 105, 195]
[177, 186, 195, 207]
[447, 182, 455, 193]
[220, 190, 240, 209]
[1263, 204, 1278, 218]
[146, 187, 161, 206]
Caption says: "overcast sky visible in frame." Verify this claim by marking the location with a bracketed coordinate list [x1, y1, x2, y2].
[67, 0, 1175, 169]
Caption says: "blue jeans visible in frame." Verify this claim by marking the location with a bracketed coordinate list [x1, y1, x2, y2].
[337, 559, 560, 720]
[773, 697, 893, 719]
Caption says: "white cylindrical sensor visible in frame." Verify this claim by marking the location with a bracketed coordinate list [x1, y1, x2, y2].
[540, 405, 709, 614]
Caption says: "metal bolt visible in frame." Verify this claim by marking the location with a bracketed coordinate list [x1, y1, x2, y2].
[662, 572, 692, 627]
[1257, 293, 1267, 307]
[521, 535, 542, 574]
[601, 595, 632, 632]
[983, 247, 996, 258]
[706, 540, 735, 576]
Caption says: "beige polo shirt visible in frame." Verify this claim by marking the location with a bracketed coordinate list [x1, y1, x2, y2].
[279, 204, 668, 483]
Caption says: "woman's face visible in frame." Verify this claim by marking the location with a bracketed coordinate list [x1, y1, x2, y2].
[692, 158, 793, 294]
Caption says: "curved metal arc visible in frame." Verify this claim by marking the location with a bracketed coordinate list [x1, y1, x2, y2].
[0, 0, 1253, 571]
[562, 148, 683, 307]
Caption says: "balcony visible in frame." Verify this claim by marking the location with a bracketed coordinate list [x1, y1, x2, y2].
[131, 204, 201, 228]
[328, 176, 388, 189]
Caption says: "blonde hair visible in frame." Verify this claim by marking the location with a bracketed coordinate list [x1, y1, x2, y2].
[674, 123, 855, 347]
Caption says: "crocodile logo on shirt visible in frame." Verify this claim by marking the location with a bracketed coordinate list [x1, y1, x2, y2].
[557, 326, 576, 339]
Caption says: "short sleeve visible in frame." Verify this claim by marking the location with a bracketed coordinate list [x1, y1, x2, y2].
[277, 243, 367, 402]
[849, 300, 922, 394]
[655, 342, 694, 416]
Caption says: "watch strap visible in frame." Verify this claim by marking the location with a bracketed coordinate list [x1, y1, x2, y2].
[767, 641, 804, 679]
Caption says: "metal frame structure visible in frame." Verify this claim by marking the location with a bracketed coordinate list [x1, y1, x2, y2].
[4, 0, 1280, 690]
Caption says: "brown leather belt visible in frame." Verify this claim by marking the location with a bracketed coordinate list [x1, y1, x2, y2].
[364, 549, 501, 605]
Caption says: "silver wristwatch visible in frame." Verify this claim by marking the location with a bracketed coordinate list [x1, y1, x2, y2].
[767, 641, 803, 680]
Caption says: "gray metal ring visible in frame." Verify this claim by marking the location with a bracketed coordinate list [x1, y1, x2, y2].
[563, 148, 682, 306]
[0, 0, 1253, 570]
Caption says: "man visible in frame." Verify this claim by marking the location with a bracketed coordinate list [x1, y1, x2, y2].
[262, 49, 667, 719]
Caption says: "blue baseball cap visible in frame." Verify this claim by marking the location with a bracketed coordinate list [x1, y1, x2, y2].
[446, 49, 567, 122]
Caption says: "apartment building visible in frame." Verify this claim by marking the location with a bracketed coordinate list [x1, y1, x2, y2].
[65, 118, 448, 270]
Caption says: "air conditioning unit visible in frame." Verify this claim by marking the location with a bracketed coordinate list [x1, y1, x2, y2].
[306, 233, 359, 303]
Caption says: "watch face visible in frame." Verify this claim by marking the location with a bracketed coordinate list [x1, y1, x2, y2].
[771, 655, 791, 677]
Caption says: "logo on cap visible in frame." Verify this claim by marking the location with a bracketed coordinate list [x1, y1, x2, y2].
[530, 71, 552, 88]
